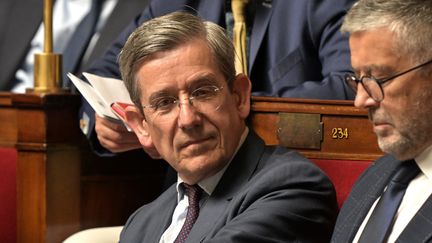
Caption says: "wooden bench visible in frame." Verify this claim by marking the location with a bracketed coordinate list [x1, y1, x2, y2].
[0, 93, 382, 242]
[0, 92, 166, 243]
[249, 97, 382, 207]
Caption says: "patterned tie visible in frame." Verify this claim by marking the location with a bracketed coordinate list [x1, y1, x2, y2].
[358, 160, 421, 243]
[231, 0, 248, 76]
[62, 0, 103, 87]
[174, 184, 203, 243]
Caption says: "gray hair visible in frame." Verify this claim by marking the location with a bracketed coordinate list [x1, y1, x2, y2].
[118, 12, 236, 113]
[341, 0, 432, 64]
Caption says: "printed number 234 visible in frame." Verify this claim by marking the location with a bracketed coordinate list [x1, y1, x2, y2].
[331, 128, 348, 139]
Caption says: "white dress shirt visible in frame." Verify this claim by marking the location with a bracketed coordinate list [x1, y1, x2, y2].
[353, 145, 432, 243]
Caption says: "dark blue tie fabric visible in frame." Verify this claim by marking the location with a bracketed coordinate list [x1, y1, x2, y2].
[358, 160, 421, 243]
[62, 0, 102, 87]
[174, 183, 202, 243]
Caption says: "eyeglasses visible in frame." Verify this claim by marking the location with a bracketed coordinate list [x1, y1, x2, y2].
[345, 58, 432, 102]
[142, 85, 224, 123]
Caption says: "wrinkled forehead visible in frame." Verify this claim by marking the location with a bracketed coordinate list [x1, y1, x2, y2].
[135, 40, 225, 99]
[349, 29, 401, 74]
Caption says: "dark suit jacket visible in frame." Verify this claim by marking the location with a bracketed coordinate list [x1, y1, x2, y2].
[87, 0, 355, 99]
[82, 0, 356, 155]
[120, 131, 338, 243]
[0, 0, 150, 91]
[331, 155, 432, 243]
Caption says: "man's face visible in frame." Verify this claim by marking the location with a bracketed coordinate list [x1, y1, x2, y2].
[134, 39, 250, 184]
[349, 28, 432, 160]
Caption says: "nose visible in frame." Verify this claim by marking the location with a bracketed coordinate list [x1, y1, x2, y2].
[177, 99, 202, 130]
[354, 84, 379, 109]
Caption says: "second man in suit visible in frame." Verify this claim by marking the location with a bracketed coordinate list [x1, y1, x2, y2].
[332, 0, 432, 242]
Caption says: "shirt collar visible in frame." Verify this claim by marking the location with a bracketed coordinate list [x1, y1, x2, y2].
[176, 127, 249, 201]
[414, 144, 432, 181]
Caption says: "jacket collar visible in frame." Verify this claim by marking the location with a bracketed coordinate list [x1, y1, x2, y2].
[186, 131, 266, 242]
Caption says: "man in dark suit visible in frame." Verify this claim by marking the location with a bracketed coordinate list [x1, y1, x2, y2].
[331, 0, 432, 242]
[118, 12, 337, 242]
[81, 0, 357, 157]
[0, 0, 149, 91]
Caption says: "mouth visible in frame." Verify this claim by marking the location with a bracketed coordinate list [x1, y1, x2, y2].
[373, 121, 388, 126]
[370, 113, 390, 127]
[180, 136, 215, 150]
[372, 121, 393, 134]
[369, 110, 393, 134]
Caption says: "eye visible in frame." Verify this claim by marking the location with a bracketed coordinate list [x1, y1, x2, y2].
[151, 96, 177, 111]
[191, 86, 219, 100]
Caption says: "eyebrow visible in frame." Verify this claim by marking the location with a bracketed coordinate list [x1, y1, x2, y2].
[354, 64, 396, 78]
[146, 73, 222, 101]
[188, 75, 220, 89]
[148, 90, 174, 103]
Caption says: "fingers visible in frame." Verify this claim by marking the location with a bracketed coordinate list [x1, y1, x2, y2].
[94, 115, 161, 159]
[95, 115, 142, 153]
[96, 114, 128, 133]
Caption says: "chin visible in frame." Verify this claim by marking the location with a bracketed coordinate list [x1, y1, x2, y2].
[181, 154, 218, 170]
[378, 136, 416, 161]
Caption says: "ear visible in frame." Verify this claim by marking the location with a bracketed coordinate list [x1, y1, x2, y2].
[124, 105, 153, 148]
[232, 74, 251, 119]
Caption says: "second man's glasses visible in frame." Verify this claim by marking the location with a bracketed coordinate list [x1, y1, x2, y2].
[345, 58, 432, 102]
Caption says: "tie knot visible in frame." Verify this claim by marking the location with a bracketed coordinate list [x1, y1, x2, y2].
[231, 0, 249, 22]
[183, 184, 202, 207]
[391, 160, 420, 185]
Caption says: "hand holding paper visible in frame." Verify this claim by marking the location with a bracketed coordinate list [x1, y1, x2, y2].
[68, 72, 133, 126]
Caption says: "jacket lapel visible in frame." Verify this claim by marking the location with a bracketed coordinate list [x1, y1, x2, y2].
[80, 0, 150, 71]
[397, 188, 432, 242]
[249, 0, 272, 74]
[145, 186, 178, 242]
[186, 131, 266, 242]
[334, 155, 402, 242]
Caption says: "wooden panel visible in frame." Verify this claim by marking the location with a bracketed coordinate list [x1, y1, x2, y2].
[16, 152, 46, 243]
[79, 150, 167, 229]
[250, 97, 383, 160]
[11, 92, 168, 242]
[251, 96, 365, 115]
[80, 175, 161, 228]
[16, 148, 80, 243]
[320, 115, 380, 157]
[0, 92, 17, 147]
[249, 113, 279, 145]
[14, 93, 83, 243]
[2, 91, 167, 243]
[13, 93, 82, 144]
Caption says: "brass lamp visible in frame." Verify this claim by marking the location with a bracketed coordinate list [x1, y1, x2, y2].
[31, 0, 64, 93]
